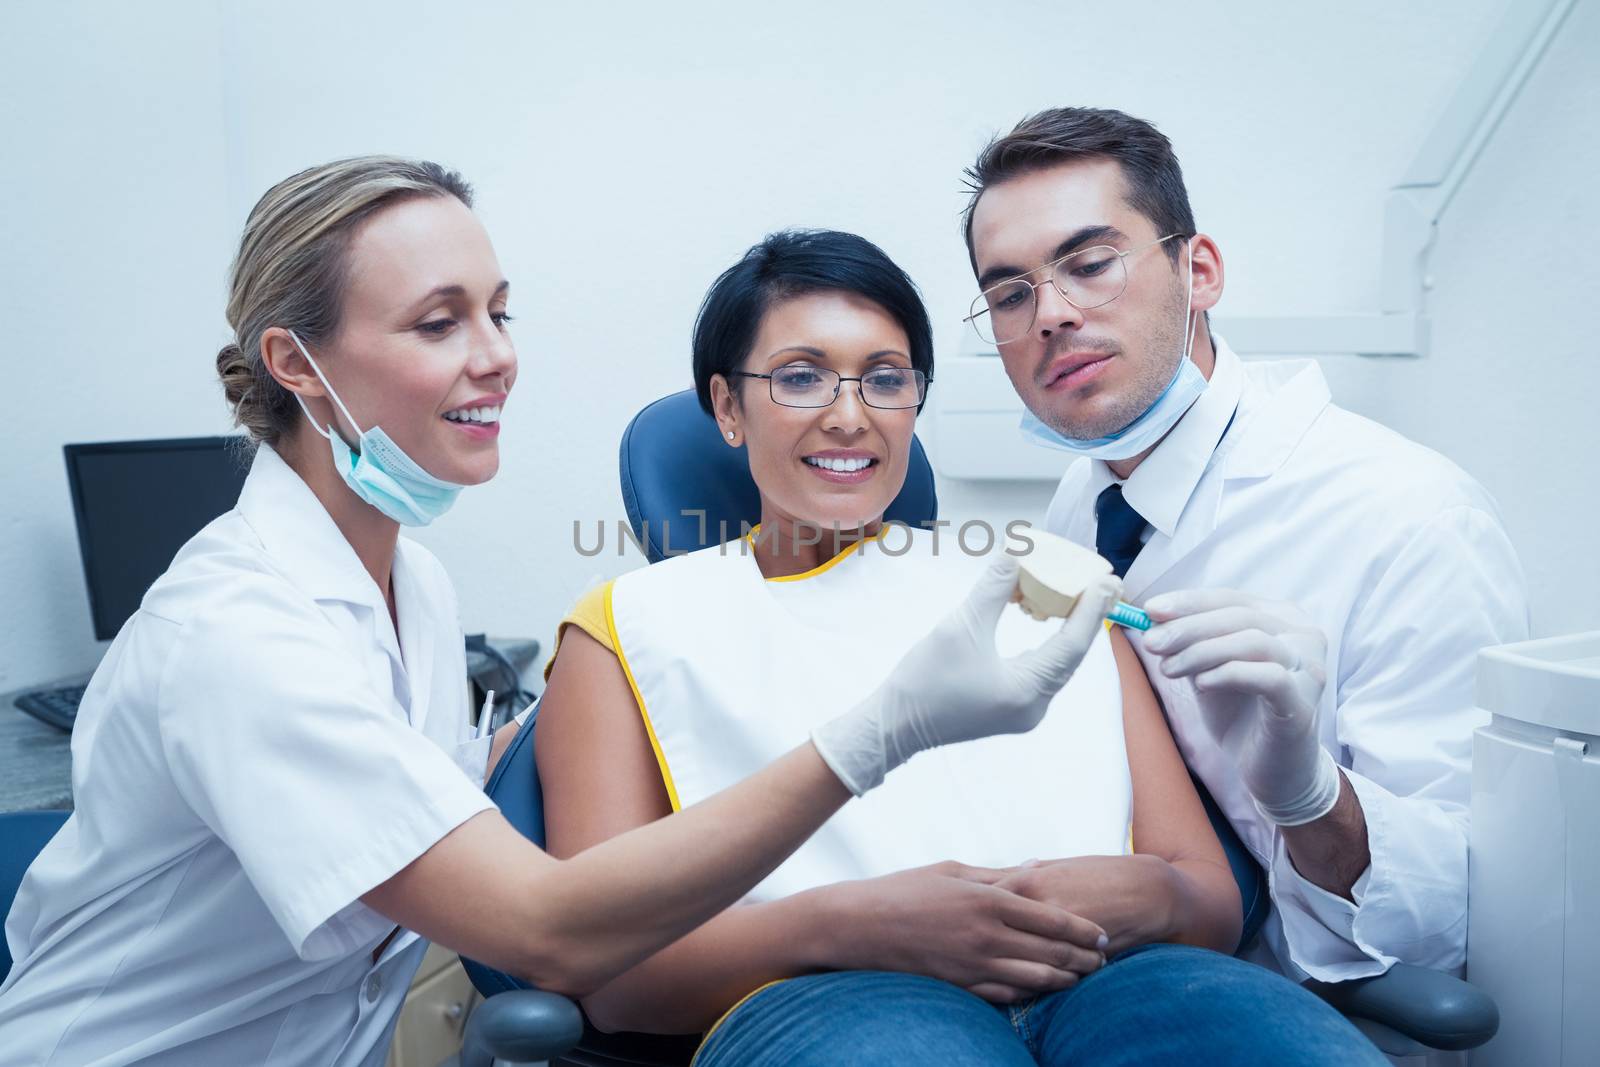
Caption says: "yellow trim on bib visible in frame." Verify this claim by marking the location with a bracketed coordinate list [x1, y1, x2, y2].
[691, 979, 790, 1064]
[745, 523, 891, 583]
[543, 581, 616, 681]
[604, 580, 683, 812]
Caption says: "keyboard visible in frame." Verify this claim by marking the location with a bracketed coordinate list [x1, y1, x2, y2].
[14, 684, 86, 732]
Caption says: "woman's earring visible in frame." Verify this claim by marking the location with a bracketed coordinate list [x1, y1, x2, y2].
[726, 431, 735, 441]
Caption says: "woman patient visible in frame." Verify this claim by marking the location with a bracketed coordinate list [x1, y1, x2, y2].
[537, 231, 1382, 1066]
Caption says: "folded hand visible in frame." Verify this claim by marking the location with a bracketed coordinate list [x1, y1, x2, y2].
[828, 860, 1110, 1003]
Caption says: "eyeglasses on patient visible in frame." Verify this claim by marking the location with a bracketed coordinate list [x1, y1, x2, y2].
[964, 233, 1188, 346]
[731, 363, 929, 410]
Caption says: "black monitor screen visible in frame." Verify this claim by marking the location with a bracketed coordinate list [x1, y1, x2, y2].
[65, 437, 251, 641]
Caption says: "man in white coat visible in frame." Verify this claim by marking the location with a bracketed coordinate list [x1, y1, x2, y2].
[959, 107, 1528, 990]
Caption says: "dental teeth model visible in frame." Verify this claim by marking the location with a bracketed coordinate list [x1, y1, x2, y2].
[1015, 530, 1115, 621]
[1013, 530, 1154, 630]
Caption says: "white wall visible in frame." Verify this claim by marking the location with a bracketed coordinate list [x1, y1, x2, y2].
[2, 0, 1593, 691]
[1330, 0, 1600, 638]
[0, 1, 234, 690]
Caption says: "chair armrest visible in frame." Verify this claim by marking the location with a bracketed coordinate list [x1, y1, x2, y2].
[1303, 962, 1499, 1051]
[461, 989, 585, 1066]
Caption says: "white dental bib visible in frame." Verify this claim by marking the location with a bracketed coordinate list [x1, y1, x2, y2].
[608, 526, 1133, 904]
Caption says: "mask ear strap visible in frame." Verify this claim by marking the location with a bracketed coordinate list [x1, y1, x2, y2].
[290, 393, 334, 443]
[287, 329, 363, 441]
[1182, 237, 1199, 364]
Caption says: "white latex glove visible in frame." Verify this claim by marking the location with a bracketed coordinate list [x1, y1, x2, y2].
[1142, 589, 1342, 827]
[812, 556, 1120, 796]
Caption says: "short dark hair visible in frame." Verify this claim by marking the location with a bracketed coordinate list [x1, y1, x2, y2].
[961, 107, 1196, 274]
[692, 229, 934, 413]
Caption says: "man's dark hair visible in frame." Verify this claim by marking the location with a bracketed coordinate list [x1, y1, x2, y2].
[961, 107, 1196, 274]
[692, 229, 934, 414]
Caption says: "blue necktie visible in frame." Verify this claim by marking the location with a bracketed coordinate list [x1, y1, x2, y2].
[1095, 484, 1149, 579]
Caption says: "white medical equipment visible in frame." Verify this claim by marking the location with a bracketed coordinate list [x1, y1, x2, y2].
[1468, 631, 1600, 1065]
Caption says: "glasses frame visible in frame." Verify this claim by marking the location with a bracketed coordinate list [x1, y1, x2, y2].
[729, 365, 930, 410]
[963, 232, 1188, 346]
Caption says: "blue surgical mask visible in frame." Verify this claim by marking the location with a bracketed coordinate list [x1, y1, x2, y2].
[287, 330, 464, 527]
[1019, 238, 1207, 461]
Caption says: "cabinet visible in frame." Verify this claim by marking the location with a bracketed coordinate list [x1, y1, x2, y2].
[387, 944, 481, 1067]
[1469, 632, 1600, 1065]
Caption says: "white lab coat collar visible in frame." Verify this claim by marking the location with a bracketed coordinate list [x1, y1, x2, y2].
[1083, 339, 1333, 601]
[1220, 357, 1332, 481]
[235, 444, 432, 721]
[1091, 334, 1249, 540]
[390, 544, 435, 722]
[236, 444, 384, 608]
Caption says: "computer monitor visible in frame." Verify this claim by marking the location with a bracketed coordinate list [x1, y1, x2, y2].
[64, 437, 251, 641]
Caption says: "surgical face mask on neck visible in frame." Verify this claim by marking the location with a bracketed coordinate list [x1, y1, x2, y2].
[287, 330, 464, 527]
[1019, 239, 1206, 462]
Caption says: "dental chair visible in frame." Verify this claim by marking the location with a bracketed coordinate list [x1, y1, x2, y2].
[0, 809, 70, 984]
[459, 389, 1499, 1063]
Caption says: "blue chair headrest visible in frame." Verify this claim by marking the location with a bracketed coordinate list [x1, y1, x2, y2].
[619, 389, 937, 561]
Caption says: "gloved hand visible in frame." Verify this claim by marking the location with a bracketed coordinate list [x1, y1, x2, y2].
[1142, 589, 1342, 826]
[812, 556, 1120, 796]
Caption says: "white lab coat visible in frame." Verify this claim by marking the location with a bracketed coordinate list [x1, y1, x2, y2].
[1044, 338, 1529, 983]
[0, 445, 495, 1067]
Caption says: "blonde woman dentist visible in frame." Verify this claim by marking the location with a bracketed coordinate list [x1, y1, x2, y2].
[0, 157, 1117, 1066]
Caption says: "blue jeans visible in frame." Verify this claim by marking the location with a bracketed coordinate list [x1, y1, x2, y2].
[693, 944, 1385, 1066]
